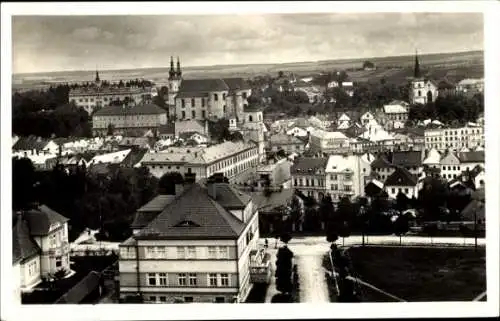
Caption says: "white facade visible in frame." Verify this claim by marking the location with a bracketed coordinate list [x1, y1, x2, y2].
[286, 127, 309, 137]
[309, 129, 350, 153]
[70, 87, 148, 115]
[385, 184, 418, 199]
[325, 154, 371, 202]
[34, 222, 71, 277]
[424, 125, 485, 152]
[410, 79, 438, 105]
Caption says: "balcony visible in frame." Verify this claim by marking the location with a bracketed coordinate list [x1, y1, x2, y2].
[249, 248, 271, 284]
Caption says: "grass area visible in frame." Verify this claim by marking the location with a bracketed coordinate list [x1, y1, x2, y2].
[347, 246, 486, 302]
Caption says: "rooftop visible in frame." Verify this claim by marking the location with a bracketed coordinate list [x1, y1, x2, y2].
[291, 157, 328, 174]
[93, 103, 166, 116]
[384, 167, 418, 187]
[392, 150, 422, 167]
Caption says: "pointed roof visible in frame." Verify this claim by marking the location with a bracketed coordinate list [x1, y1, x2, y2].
[136, 184, 246, 240]
[12, 215, 42, 264]
[385, 167, 418, 187]
[414, 49, 421, 78]
[371, 155, 393, 169]
[22, 205, 69, 236]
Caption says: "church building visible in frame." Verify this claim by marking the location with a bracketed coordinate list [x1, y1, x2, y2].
[409, 51, 439, 105]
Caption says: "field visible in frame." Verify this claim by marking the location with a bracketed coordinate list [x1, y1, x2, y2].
[12, 50, 483, 90]
[348, 246, 486, 302]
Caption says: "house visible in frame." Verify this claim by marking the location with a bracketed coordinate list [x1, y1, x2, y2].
[336, 113, 351, 129]
[286, 126, 309, 138]
[423, 148, 441, 168]
[12, 205, 71, 298]
[309, 129, 350, 154]
[360, 112, 376, 126]
[370, 154, 394, 183]
[267, 133, 306, 154]
[384, 167, 418, 199]
[456, 78, 484, 97]
[291, 157, 328, 200]
[13, 136, 60, 157]
[178, 131, 209, 146]
[383, 101, 409, 130]
[118, 174, 265, 303]
[89, 149, 132, 166]
[158, 122, 176, 140]
[391, 150, 423, 177]
[256, 158, 292, 190]
[457, 151, 485, 173]
[364, 179, 384, 198]
[325, 154, 372, 202]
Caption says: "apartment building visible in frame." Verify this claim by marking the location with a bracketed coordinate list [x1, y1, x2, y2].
[309, 129, 350, 154]
[140, 141, 259, 184]
[12, 205, 71, 297]
[92, 103, 168, 136]
[382, 101, 409, 130]
[291, 157, 328, 200]
[325, 154, 372, 203]
[439, 150, 485, 181]
[118, 176, 266, 303]
[424, 125, 485, 152]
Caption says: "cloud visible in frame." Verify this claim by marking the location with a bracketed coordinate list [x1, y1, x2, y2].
[11, 13, 484, 74]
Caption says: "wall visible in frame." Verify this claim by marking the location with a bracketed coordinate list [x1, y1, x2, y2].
[385, 185, 418, 199]
[21, 255, 42, 288]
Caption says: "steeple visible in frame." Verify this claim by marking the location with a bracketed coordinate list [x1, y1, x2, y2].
[176, 56, 182, 78]
[169, 56, 175, 79]
[95, 69, 100, 82]
[414, 49, 421, 79]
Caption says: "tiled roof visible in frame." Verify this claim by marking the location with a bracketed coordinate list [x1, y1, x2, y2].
[120, 148, 148, 168]
[249, 189, 295, 212]
[22, 205, 69, 236]
[223, 78, 251, 91]
[371, 155, 393, 168]
[269, 133, 304, 145]
[458, 151, 485, 163]
[136, 184, 246, 240]
[190, 141, 256, 164]
[175, 91, 210, 99]
[211, 184, 251, 209]
[12, 215, 41, 264]
[137, 195, 177, 212]
[93, 103, 166, 116]
[291, 157, 328, 174]
[158, 122, 175, 135]
[392, 151, 422, 167]
[384, 167, 418, 187]
[178, 79, 229, 93]
[12, 136, 49, 151]
[55, 271, 101, 304]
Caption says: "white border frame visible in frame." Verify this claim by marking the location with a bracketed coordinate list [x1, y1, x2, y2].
[1, 2, 499, 320]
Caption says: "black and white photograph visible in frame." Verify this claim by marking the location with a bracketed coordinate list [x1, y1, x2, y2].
[1, 1, 499, 320]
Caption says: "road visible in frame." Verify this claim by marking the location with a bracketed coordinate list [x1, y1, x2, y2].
[258, 235, 485, 303]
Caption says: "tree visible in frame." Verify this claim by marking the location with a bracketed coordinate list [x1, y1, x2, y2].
[396, 191, 409, 212]
[158, 172, 184, 194]
[275, 246, 294, 294]
[418, 177, 449, 221]
[289, 195, 304, 232]
[362, 60, 375, 70]
[319, 195, 335, 230]
[393, 214, 409, 245]
[278, 71, 284, 79]
[12, 157, 36, 210]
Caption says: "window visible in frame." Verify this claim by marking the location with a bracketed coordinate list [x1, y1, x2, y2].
[214, 94, 218, 101]
[249, 115, 253, 122]
[159, 296, 167, 302]
[191, 98, 195, 106]
[178, 273, 187, 286]
[187, 246, 196, 259]
[208, 273, 218, 286]
[215, 297, 225, 303]
[177, 247, 186, 259]
[159, 273, 168, 286]
[188, 273, 197, 286]
[330, 174, 337, 180]
[182, 111, 186, 119]
[207, 246, 217, 259]
[391, 188, 396, 194]
[218, 246, 229, 259]
[184, 297, 194, 303]
[345, 185, 352, 192]
[192, 110, 196, 118]
[56, 256, 62, 268]
[148, 273, 157, 286]
[404, 188, 409, 194]
[149, 296, 157, 302]
[182, 99, 186, 108]
[202, 98, 205, 107]
[345, 174, 352, 180]
[242, 92, 247, 99]
[220, 273, 230, 287]
[202, 110, 206, 118]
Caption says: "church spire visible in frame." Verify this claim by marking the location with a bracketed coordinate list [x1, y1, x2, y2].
[95, 68, 100, 82]
[414, 49, 421, 78]
[176, 56, 182, 77]
[169, 56, 175, 79]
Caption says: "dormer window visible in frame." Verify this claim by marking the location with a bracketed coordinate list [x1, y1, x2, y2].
[175, 220, 200, 227]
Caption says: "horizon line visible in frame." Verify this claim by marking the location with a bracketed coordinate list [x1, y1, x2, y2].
[13, 48, 484, 76]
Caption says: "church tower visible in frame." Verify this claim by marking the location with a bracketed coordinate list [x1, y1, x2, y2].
[167, 56, 183, 108]
[95, 69, 101, 87]
[410, 50, 427, 105]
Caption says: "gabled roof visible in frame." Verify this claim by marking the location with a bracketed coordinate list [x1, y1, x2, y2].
[93, 103, 166, 116]
[131, 195, 178, 229]
[136, 184, 246, 240]
[178, 79, 229, 93]
[385, 167, 418, 187]
[440, 152, 461, 165]
[269, 133, 304, 145]
[222, 78, 251, 91]
[13, 136, 50, 151]
[158, 122, 175, 135]
[371, 155, 393, 169]
[291, 157, 328, 174]
[457, 151, 485, 163]
[392, 151, 422, 167]
[120, 148, 148, 168]
[211, 184, 251, 210]
[22, 205, 69, 236]
[12, 215, 41, 264]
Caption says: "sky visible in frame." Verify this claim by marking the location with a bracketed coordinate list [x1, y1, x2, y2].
[12, 13, 484, 74]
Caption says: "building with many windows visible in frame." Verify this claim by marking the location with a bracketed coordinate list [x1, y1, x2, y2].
[166, 57, 252, 121]
[384, 167, 419, 199]
[291, 157, 328, 200]
[424, 125, 485, 152]
[139, 141, 259, 184]
[118, 175, 266, 303]
[69, 71, 150, 115]
[309, 129, 350, 154]
[325, 154, 372, 203]
[12, 205, 71, 299]
[92, 103, 168, 136]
